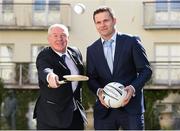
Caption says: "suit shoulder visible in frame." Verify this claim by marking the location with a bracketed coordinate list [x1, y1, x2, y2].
[38, 47, 51, 55]
[68, 46, 82, 60]
[87, 39, 101, 50]
[68, 46, 79, 53]
[118, 32, 140, 40]
[68, 46, 82, 56]
[37, 47, 53, 60]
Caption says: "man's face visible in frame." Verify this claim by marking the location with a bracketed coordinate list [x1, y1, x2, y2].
[94, 11, 116, 40]
[48, 27, 68, 53]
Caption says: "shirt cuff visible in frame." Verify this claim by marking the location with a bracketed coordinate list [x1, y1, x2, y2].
[129, 85, 136, 97]
[46, 72, 55, 83]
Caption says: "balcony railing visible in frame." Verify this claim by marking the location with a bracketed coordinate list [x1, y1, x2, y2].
[0, 62, 38, 89]
[0, 61, 180, 89]
[0, 3, 71, 30]
[143, 1, 180, 29]
[150, 61, 180, 87]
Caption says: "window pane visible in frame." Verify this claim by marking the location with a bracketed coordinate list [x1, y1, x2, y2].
[155, 44, 180, 85]
[0, 45, 14, 83]
[0, 45, 13, 62]
[31, 45, 45, 61]
[34, 0, 46, 11]
[171, 0, 180, 11]
[155, 45, 168, 57]
[156, 0, 168, 12]
[171, 45, 180, 56]
[30, 45, 46, 83]
[170, 68, 180, 82]
[49, 0, 60, 11]
[2, 0, 13, 13]
[154, 67, 168, 80]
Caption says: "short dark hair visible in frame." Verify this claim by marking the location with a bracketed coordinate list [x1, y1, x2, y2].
[93, 6, 115, 22]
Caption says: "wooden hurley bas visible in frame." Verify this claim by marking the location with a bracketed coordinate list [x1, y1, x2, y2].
[48, 75, 89, 87]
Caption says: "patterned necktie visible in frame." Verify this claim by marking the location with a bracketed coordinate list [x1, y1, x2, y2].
[104, 39, 114, 74]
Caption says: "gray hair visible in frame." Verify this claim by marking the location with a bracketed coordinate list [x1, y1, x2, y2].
[48, 24, 69, 37]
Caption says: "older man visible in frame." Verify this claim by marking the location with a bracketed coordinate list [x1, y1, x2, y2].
[33, 24, 84, 130]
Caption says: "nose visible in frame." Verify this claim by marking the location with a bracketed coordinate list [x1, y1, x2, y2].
[56, 36, 63, 41]
[100, 22, 106, 28]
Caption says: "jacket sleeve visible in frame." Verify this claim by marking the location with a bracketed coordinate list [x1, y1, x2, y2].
[86, 47, 101, 95]
[36, 48, 53, 86]
[130, 37, 152, 92]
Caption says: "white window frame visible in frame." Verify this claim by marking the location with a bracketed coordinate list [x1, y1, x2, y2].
[154, 43, 180, 86]
[29, 44, 47, 84]
[0, 44, 15, 83]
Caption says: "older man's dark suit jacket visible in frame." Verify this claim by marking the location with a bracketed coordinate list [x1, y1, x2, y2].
[33, 46, 84, 128]
[87, 33, 152, 119]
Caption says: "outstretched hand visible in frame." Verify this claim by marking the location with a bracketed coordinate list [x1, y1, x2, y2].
[48, 73, 60, 88]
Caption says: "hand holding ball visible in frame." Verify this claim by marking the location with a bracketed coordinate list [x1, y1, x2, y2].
[103, 82, 127, 108]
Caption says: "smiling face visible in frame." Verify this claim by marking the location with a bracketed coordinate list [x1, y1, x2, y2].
[48, 27, 68, 53]
[94, 11, 116, 40]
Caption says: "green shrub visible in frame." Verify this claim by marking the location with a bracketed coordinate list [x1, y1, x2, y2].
[0, 87, 38, 130]
[82, 81, 96, 110]
[144, 90, 169, 129]
[0, 78, 5, 129]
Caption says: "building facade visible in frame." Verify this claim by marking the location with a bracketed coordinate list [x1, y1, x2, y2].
[0, 0, 180, 129]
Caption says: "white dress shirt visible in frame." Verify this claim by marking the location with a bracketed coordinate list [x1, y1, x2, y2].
[54, 51, 79, 92]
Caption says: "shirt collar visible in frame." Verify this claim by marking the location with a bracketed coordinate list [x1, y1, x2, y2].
[54, 50, 70, 59]
[101, 31, 117, 44]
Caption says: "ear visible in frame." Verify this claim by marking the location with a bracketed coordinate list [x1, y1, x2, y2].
[67, 36, 69, 42]
[47, 35, 51, 43]
[113, 18, 116, 25]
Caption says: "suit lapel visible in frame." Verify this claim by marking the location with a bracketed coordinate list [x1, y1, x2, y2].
[113, 33, 125, 74]
[49, 48, 69, 70]
[67, 49, 84, 75]
[96, 39, 112, 75]
[59, 60, 68, 70]
[67, 49, 84, 93]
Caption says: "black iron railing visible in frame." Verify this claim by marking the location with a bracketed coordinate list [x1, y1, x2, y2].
[1, 61, 180, 89]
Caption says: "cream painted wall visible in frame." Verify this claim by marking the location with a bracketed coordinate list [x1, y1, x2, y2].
[51, 0, 180, 61]
[0, 0, 180, 62]
[0, 31, 47, 62]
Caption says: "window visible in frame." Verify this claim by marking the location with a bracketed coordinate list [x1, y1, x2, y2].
[0, 45, 13, 62]
[33, 0, 62, 26]
[34, 0, 60, 11]
[29, 45, 47, 83]
[156, 0, 168, 12]
[49, 0, 60, 11]
[171, 0, 180, 11]
[2, 0, 13, 13]
[156, 0, 180, 12]
[0, 45, 14, 83]
[155, 0, 180, 24]
[154, 44, 180, 85]
[34, 0, 46, 11]
[31, 45, 45, 62]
